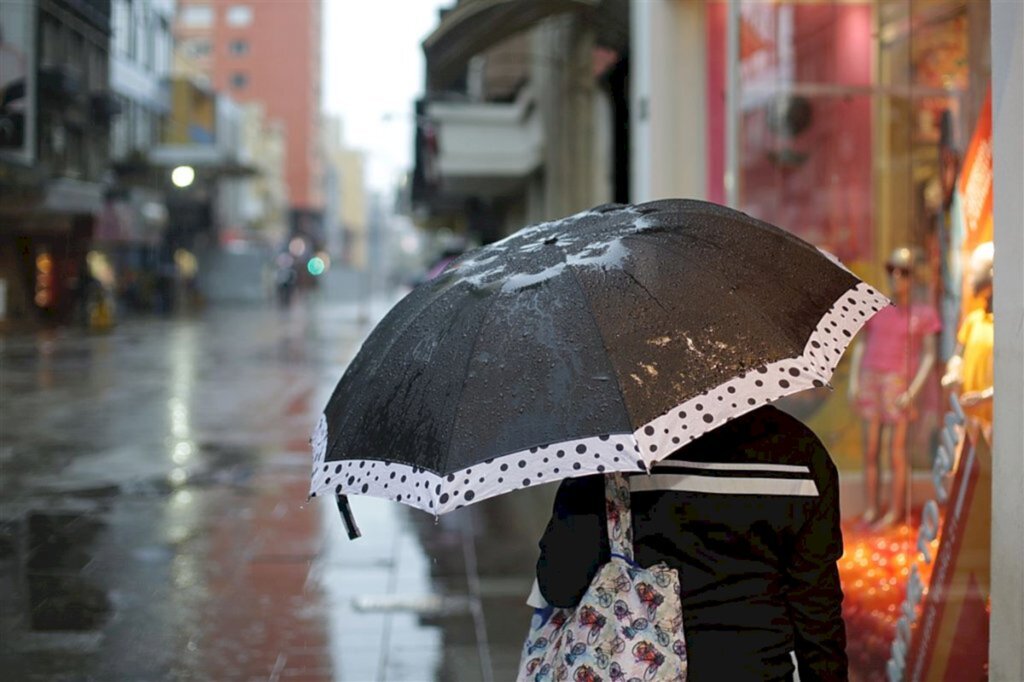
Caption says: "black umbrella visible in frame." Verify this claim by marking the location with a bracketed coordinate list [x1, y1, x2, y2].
[311, 199, 887, 517]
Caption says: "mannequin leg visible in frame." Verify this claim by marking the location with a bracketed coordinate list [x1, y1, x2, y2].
[876, 420, 909, 528]
[862, 419, 882, 524]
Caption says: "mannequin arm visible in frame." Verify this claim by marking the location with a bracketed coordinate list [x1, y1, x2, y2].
[941, 343, 965, 388]
[847, 342, 864, 401]
[904, 335, 937, 403]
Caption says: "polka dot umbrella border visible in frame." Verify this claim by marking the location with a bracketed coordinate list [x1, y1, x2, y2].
[309, 281, 888, 515]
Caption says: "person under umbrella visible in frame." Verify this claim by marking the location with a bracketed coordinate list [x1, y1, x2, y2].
[533, 405, 848, 682]
[310, 199, 884, 677]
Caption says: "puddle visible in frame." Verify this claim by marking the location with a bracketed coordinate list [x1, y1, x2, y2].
[187, 442, 259, 487]
[27, 574, 110, 631]
[116, 442, 261, 496]
[351, 593, 470, 616]
[0, 521, 16, 559]
[24, 512, 111, 632]
[2, 343, 95, 368]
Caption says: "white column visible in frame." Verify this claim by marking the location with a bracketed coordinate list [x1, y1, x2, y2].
[631, 0, 708, 203]
[725, 0, 740, 208]
[631, 0, 654, 202]
[990, 1, 1024, 680]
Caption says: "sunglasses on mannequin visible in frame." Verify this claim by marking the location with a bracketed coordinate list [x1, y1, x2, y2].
[885, 265, 910, 278]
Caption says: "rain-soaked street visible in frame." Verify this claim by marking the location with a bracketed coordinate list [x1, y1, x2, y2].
[0, 282, 553, 681]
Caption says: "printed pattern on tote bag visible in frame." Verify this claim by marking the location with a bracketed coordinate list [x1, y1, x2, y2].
[517, 474, 687, 682]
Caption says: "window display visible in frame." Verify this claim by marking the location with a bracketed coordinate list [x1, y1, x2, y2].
[717, 1, 993, 678]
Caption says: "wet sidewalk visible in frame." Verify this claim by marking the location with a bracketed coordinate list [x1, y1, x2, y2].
[1, 290, 553, 681]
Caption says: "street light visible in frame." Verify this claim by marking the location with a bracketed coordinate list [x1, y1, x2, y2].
[171, 165, 196, 188]
[307, 256, 326, 276]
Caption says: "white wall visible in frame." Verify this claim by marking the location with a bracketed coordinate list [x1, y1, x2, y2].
[592, 87, 614, 205]
[990, 1, 1024, 678]
[630, 0, 707, 203]
[428, 90, 543, 179]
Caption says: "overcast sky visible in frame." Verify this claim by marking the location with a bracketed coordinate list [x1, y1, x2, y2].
[322, 0, 449, 192]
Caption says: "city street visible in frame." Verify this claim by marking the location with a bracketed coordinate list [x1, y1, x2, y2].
[0, 279, 553, 681]
[1, 0, 1020, 677]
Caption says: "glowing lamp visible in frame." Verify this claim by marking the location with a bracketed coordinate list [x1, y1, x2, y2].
[171, 166, 196, 188]
[307, 256, 326, 276]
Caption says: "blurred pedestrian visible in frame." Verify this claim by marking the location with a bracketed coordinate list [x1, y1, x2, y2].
[275, 253, 297, 308]
[534, 406, 848, 682]
[847, 247, 940, 528]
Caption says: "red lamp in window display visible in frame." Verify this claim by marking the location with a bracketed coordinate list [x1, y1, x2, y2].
[942, 241, 994, 441]
[848, 247, 942, 528]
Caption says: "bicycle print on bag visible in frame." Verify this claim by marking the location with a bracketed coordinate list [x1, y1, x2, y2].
[516, 474, 688, 682]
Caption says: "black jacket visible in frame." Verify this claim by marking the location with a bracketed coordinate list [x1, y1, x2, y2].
[537, 407, 847, 682]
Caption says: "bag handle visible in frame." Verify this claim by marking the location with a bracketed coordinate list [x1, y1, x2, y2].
[604, 473, 634, 561]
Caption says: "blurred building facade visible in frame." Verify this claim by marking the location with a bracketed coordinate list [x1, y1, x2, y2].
[238, 101, 286, 245]
[412, 0, 629, 243]
[146, 75, 284, 303]
[321, 116, 368, 270]
[99, 0, 175, 314]
[172, 0, 323, 243]
[0, 0, 116, 327]
[155, 76, 252, 240]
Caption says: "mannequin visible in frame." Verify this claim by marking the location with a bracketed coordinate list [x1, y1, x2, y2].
[942, 242, 994, 442]
[848, 248, 941, 527]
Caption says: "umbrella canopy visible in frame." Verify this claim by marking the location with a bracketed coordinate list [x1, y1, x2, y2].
[311, 199, 887, 515]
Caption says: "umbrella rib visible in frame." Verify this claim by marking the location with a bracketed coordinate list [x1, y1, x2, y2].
[327, 281, 470, 463]
[620, 267, 668, 312]
[623, 231, 809, 349]
[565, 264, 634, 432]
[440, 290, 506, 492]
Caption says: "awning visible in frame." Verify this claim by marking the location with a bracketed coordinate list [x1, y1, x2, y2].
[424, 0, 629, 91]
[42, 178, 105, 215]
[425, 85, 543, 197]
[147, 145, 260, 177]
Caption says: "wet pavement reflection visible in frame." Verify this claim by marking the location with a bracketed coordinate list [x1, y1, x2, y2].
[1, 287, 553, 681]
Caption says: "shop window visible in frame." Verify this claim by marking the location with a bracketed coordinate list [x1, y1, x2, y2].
[40, 15, 62, 66]
[226, 5, 253, 27]
[126, 0, 138, 60]
[110, 95, 130, 159]
[112, 0, 130, 56]
[184, 39, 212, 58]
[712, 1, 994, 679]
[179, 4, 213, 29]
[155, 20, 172, 75]
[138, 7, 152, 69]
[89, 49, 104, 90]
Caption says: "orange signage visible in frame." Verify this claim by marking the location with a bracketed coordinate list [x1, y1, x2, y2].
[957, 89, 993, 318]
[905, 433, 991, 681]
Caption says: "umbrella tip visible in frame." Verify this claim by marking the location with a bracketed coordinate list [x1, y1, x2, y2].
[336, 495, 362, 540]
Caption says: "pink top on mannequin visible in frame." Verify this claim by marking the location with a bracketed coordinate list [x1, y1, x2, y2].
[860, 304, 941, 376]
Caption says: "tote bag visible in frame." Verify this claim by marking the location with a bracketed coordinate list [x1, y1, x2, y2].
[516, 473, 687, 682]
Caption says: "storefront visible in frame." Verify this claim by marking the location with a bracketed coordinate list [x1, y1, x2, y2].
[633, 1, 1021, 678]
